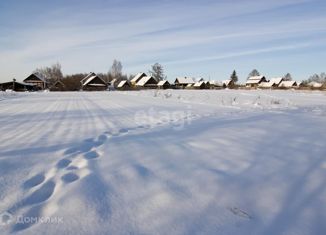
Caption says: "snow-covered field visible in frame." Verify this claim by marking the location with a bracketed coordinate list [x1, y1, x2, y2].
[0, 90, 325, 235]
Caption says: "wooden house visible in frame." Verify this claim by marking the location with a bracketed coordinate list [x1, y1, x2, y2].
[81, 73, 108, 91]
[136, 76, 158, 89]
[50, 80, 66, 91]
[278, 81, 298, 88]
[23, 73, 47, 90]
[193, 81, 207, 89]
[269, 77, 284, 87]
[222, 79, 235, 88]
[174, 77, 195, 89]
[308, 81, 323, 88]
[117, 80, 131, 90]
[157, 80, 170, 89]
[0, 79, 36, 92]
[246, 76, 267, 88]
[131, 72, 147, 86]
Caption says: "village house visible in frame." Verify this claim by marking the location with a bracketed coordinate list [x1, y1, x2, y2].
[258, 77, 283, 89]
[308, 81, 323, 88]
[0, 79, 36, 92]
[157, 80, 170, 89]
[193, 81, 207, 89]
[117, 80, 131, 90]
[270, 77, 284, 87]
[246, 76, 267, 88]
[222, 79, 235, 88]
[50, 80, 66, 91]
[23, 73, 47, 90]
[81, 73, 108, 91]
[136, 76, 158, 89]
[131, 73, 147, 86]
[278, 80, 298, 88]
[174, 77, 195, 89]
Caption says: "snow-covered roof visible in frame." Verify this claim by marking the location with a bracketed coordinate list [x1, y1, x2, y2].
[308, 81, 323, 88]
[258, 82, 273, 88]
[131, 72, 147, 83]
[175, 77, 195, 84]
[222, 79, 232, 86]
[246, 76, 265, 84]
[82, 75, 106, 86]
[81, 72, 96, 84]
[279, 81, 297, 87]
[136, 76, 157, 86]
[117, 80, 129, 88]
[269, 77, 283, 85]
[248, 75, 264, 81]
[24, 73, 47, 83]
[194, 81, 205, 87]
[157, 80, 170, 86]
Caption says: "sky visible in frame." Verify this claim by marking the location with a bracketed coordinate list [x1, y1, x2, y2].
[0, 0, 326, 83]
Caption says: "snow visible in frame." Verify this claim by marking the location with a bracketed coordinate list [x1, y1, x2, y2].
[0, 90, 326, 235]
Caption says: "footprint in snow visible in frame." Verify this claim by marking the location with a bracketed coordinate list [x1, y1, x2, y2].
[21, 180, 56, 207]
[61, 173, 80, 183]
[66, 165, 79, 171]
[84, 151, 100, 160]
[23, 173, 46, 190]
[56, 159, 72, 169]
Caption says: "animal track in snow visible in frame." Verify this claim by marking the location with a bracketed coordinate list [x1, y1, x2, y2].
[61, 173, 80, 183]
[21, 180, 56, 207]
[23, 173, 46, 189]
[84, 150, 100, 160]
[56, 159, 72, 169]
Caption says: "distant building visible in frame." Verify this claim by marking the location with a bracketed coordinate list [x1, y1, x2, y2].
[174, 77, 195, 88]
[222, 79, 235, 88]
[308, 81, 323, 88]
[269, 77, 284, 87]
[279, 80, 298, 88]
[193, 81, 207, 89]
[131, 73, 147, 86]
[157, 80, 170, 89]
[81, 73, 108, 91]
[136, 76, 158, 89]
[117, 80, 131, 90]
[246, 76, 267, 88]
[0, 79, 36, 92]
[50, 80, 66, 91]
[23, 73, 47, 90]
[258, 77, 283, 88]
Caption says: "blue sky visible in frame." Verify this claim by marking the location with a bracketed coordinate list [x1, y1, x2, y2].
[0, 0, 326, 82]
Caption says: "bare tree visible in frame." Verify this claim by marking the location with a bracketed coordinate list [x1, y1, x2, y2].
[149, 63, 166, 81]
[109, 59, 123, 79]
[34, 63, 63, 85]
